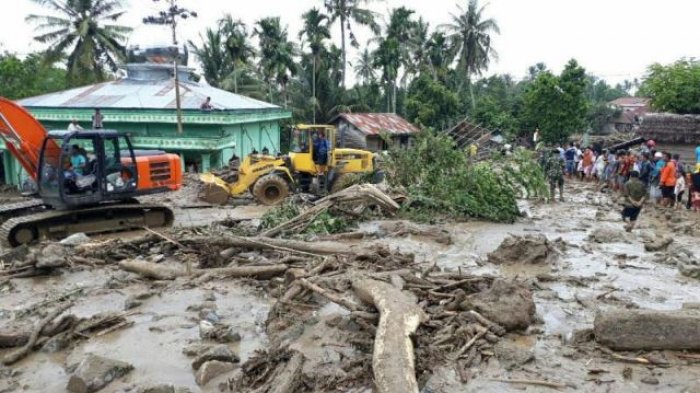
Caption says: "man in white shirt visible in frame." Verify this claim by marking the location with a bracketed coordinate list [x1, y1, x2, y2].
[67, 119, 83, 131]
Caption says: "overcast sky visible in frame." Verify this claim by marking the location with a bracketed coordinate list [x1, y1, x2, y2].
[0, 0, 697, 85]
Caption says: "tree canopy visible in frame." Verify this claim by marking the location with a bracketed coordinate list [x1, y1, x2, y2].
[639, 59, 700, 114]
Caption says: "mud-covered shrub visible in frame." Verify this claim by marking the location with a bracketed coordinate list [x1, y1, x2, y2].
[384, 130, 522, 222]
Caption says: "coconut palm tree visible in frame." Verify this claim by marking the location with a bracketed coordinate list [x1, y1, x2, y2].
[324, 0, 381, 88]
[442, 0, 500, 108]
[26, 0, 132, 83]
[299, 8, 331, 123]
[189, 28, 231, 88]
[253, 17, 297, 107]
[219, 15, 255, 94]
[354, 48, 375, 85]
[426, 31, 454, 81]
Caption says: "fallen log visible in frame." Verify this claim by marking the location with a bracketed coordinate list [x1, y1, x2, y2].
[225, 236, 350, 256]
[269, 352, 304, 393]
[0, 333, 29, 348]
[298, 279, 359, 312]
[204, 264, 288, 280]
[119, 259, 186, 280]
[595, 309, 700, 350]
[353, 278, 427, 393]
[2, 303, 71, 365]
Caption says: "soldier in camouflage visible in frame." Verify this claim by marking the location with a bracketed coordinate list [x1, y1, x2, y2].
[543, 148, 565, 202]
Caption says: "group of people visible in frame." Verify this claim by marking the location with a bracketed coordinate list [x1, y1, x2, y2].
[542, 141, 700, 231]
[66, 108, 104, 131]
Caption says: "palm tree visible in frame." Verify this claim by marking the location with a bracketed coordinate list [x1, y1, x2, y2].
[354, 48, 375, 85]
[372, 7, 417, 113]
[189, 28, 231, 88]
[442, 0, 500, 108]
[324, 0, 381, 88]
[26, 0, 132, 83]
[219, 15, 255, 94]
[254, 17, 297, 107]
[426, 32, 454, 81]
[299, 8, 331, 123]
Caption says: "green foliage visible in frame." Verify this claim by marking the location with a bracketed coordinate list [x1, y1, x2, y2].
[0, 53, 68, 99]
[384, 130, 520, 222]
[588, 102, 621, 133]
[523, 59, 588, 144]
[259, 201, 350, 235]
[639, 59, 700, 114]
[26, 0, 131, 83]
[496, 149, 549, 199]
[406, 74, 461, 129]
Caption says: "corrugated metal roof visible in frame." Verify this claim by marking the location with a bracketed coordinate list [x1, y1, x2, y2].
[609, 97, 650, 107]
[331, 113, 420, 135]
[18, 71, 278, 111]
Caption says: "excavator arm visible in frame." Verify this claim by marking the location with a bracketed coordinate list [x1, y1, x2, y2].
[0, 97, 50, 181]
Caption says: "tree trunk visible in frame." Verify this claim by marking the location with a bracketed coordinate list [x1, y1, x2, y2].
[340, 13, 347, 89]
[392, 81, 397, 114]
[233, 63, 239, 94]
[468, 76, 476, 111]
[312, 57, 317, 123]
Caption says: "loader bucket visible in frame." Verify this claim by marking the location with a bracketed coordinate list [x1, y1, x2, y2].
[198, 173, 231, 205]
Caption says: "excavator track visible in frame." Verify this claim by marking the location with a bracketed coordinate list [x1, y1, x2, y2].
[0, 204, 174, 247]
[0, 199, 46, 222]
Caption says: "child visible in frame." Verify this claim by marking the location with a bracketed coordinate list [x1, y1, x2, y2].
[675, 172, 686, 210]
[693, 191, 700, 212]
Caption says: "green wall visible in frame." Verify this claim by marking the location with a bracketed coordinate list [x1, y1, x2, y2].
[0, 108, 290, 186]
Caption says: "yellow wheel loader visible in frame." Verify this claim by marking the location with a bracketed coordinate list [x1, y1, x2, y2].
[199, 124, 379, 205]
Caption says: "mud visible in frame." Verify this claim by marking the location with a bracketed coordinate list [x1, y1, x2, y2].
[2, 181, 700, 392]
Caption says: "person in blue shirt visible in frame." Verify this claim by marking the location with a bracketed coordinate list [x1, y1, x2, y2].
[696, 145, 700, 163]
[70, 145, 87, 175]
[564, 143, 576, 177]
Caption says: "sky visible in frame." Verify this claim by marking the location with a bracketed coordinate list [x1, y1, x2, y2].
[0, 0, 698, 86]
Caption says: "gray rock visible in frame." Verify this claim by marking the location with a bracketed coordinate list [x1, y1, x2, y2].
[35, 244, 68, 268]
[641, 376, 659, 385]
[494, 338, 535, 370]
[191, 345, 239, 370]
[195, 360, 236, 386]
[182, 343, 214, 357]
[198, 310, 220, 323]
[124, 296, 142, 310]
[588, 227, 625, 244]
[60, 233, 91, 246]
[136, 384, 195, 393]
[66, 354, 133, 393]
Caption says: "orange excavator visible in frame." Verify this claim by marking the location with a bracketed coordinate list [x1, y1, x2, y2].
[0, 97, 182, 247]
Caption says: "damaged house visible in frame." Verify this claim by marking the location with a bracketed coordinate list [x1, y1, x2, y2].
[330, 113, 420, 152]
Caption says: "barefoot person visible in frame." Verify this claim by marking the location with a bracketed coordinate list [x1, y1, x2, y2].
[621, 171, 646, 232]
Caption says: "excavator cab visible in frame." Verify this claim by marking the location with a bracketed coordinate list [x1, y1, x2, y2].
[38, 130, 139, 209]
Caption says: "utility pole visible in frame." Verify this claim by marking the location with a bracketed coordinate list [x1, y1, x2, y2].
[144, 0, 197, 134]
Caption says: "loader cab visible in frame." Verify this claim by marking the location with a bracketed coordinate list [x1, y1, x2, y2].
[289, 125, 336, 175]
[38, 130, 139, 209]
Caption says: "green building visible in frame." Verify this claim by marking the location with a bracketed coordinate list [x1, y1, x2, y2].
[2, 61, 290, 186]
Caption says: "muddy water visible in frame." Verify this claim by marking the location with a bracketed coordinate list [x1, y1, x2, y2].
[2, 277, 270, 393]
[367, 182, 700, 393]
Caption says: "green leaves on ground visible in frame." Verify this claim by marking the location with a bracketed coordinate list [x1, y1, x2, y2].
[383, 130, 522, 222]
[259, 201, 351, 235]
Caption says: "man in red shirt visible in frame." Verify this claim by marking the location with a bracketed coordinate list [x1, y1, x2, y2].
[659, 152, 677, 207]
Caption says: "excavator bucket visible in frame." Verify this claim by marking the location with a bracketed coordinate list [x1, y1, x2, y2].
[198, 173, 232, 205]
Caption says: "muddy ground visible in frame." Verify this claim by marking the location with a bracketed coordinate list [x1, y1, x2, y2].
[2, 180, 700, 393]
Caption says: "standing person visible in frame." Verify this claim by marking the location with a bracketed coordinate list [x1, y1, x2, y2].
[564, 143, 576, 178]
[574, 143, 583, 180]
[594, 150, 607, 183]
[533, 128, 540, 146]
[675, 171, 686, 211]
[616, 151, 630, 191]
[690, 163, 700, 212]
[696, 144, 700, 163]
[543, 148, 565, 202]
[650, 152, 665, 202]
[621, 171, 647, 232]
[92, 109, 104, 129]
[67, 119, 83, 131]
[659, 152, 677, 207]
[639, 153, 654, 187]
[582, 147, 594, 181]
[313, 131, 330, 175]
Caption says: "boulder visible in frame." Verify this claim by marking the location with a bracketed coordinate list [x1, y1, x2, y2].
[191, 345, 239, 370]
[488, 234, 558, 264]
[588, 226, 626, 244]
[195, 360, 236, 386]
[494, 337, 535, 370]
[60, 233, 91, 246]
[644, 236, 673, 252]
[461, 279, 536, 331]
[66, 354, 133, 393]
[35, 244, 68, 268]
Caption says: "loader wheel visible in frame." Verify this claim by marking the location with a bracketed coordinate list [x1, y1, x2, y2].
[253, 175, 289, 205]
[330, 173, 361, 194]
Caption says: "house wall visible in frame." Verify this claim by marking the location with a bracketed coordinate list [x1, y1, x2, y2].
[0, 108, 286, 185]
[336, 120, 367, 150]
